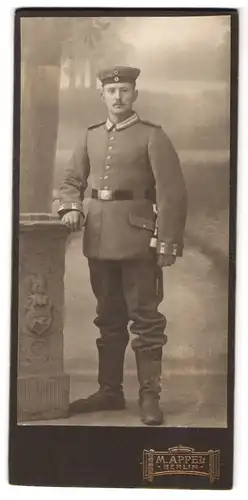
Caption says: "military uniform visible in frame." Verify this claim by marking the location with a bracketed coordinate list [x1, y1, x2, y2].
[59, 113, 186, 260]
[58, 66, 187, 425]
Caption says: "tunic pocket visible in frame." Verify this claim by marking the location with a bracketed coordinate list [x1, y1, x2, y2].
[128, 214, 155, 232]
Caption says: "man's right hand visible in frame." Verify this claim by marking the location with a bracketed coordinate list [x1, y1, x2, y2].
[61, 210, 85, 232]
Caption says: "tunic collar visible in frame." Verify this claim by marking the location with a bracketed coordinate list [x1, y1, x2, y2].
[105, 112, 139, 131]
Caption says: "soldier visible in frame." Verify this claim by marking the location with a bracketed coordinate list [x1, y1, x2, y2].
[58, 66, 187, 425]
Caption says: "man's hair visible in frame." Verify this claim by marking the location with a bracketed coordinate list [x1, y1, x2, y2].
[102, 82, 136, 90]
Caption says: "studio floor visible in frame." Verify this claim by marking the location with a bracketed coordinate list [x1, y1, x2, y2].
[24, 370, 227, 427]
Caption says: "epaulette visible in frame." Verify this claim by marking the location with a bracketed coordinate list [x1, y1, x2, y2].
[140, 119, 161, 128]
[87, 121, 106, 130]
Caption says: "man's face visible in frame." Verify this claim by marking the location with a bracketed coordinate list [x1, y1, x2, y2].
[101, 82, 138, 117]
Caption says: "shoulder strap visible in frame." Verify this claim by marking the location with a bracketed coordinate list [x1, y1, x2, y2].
[87, 121, 106, 130]
[139, 119, 161, 128]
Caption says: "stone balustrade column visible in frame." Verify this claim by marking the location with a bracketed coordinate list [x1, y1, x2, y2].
[18, 18, 70, 422]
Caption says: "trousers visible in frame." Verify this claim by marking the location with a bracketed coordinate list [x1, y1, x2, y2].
[88, 257, 167, 351]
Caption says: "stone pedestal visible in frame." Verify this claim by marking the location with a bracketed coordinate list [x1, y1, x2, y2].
[18, 214, 69, 422]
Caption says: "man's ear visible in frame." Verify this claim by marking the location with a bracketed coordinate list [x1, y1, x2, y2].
[100, 87, 105, 102]
[133, 89, 138, 102]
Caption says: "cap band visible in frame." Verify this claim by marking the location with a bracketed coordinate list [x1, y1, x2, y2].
[101, 76, 136, 85]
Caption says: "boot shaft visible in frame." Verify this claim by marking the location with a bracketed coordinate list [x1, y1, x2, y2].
[96, 339, 127, 392]
[135, 348, 164, 425]
[135, 347, 163, 397]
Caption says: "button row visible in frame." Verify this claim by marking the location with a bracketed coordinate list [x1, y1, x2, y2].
[100, 134, 115, 188]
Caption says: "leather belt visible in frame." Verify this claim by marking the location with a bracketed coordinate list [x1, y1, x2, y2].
[91, 188, 155, 202]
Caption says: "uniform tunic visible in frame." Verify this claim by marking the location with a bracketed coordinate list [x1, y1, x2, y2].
[58, 113, 187, 260]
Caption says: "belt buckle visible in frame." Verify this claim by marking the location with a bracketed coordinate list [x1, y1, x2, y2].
[98, 189, 113, 201]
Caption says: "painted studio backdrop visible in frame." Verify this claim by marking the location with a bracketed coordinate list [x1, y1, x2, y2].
[19, 15, 231, 426]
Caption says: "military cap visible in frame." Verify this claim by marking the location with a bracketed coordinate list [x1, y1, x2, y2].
[97, 66, 140, 85]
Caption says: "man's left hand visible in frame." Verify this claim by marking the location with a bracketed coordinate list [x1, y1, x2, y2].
[157, 254, 176, 268]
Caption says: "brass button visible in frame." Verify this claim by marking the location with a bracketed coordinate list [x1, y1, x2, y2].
[110, 136, 114, 141]
[106, 165, 110, 169]
[104, 175, 108, 179]
[108, 146, 113, 150]
[107, 156, 111, 160]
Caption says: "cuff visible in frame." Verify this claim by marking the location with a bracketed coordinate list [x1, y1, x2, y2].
[57, 201, 84, 215]
[156, 242, 182, 257]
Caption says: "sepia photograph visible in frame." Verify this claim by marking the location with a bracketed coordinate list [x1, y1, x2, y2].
[17, 13, 232, 431]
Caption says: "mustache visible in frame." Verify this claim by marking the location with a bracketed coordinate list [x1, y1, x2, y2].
[114, 102, 124, 106]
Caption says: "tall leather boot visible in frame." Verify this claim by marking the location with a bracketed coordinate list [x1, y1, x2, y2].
[69, 340, 127, 414]
[135, 347, 164, 426]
